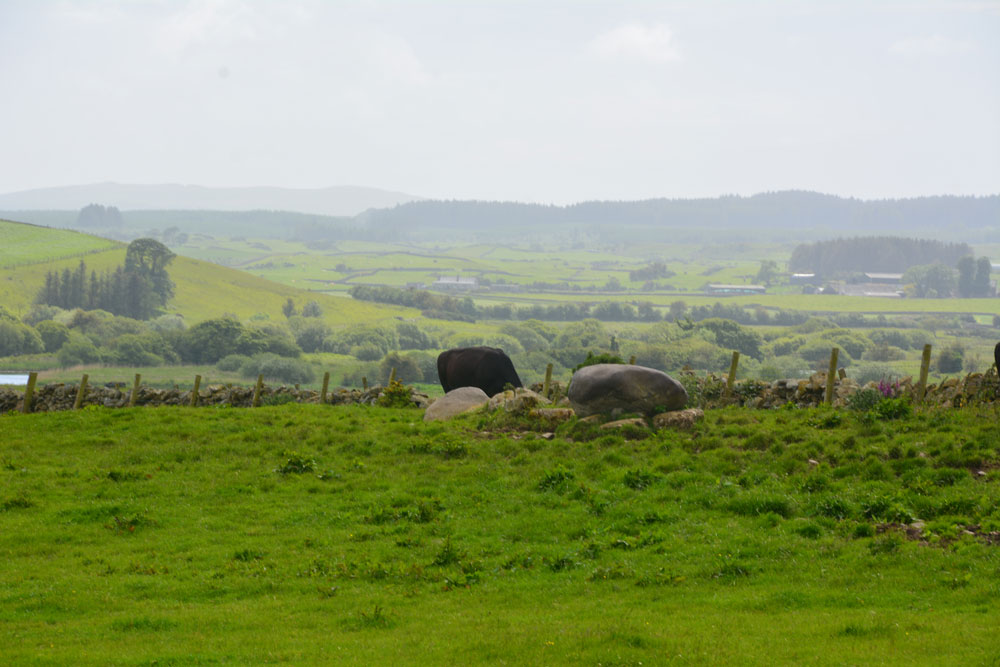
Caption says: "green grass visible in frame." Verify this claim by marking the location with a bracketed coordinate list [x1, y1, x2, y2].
[1, 404, 998, 664]
[0, 219, 121, 268]
[0, 223, 416, 327]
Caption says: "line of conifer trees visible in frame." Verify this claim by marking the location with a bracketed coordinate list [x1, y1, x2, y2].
[35, 238, 176, 320]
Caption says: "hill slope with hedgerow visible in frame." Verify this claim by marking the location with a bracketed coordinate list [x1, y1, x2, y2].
[0, 218, 413, 325]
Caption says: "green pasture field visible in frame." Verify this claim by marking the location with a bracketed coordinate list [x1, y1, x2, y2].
[0, 229, 417, 327]
[1, 404, 998, 664]
[0, 219, 121, 269]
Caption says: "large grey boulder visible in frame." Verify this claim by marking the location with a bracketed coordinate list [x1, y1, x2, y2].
[423, 386, 490, 421]
[568, 364, 687, 418]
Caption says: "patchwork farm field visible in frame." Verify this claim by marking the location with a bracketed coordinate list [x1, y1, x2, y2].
[2, 404, 998, 664]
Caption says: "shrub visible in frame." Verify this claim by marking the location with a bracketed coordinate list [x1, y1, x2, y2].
[216, 354, 251, 372]
[57, 333, 102, 367]
[35, 320, 71, 353]
[936, 344, 964, 374]
[573, 351, 624, 372]
[378, 353, 423, 385]
[240, 353, 315, 384]
[397, 322, 437, 350]
[377, 379, 414, 408]
[847, 388, 881, 412]
[0, 320, 44, 357]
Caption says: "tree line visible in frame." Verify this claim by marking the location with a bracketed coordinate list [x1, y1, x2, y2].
[35, 238, 176, 320]
[789, 236, 973, 276]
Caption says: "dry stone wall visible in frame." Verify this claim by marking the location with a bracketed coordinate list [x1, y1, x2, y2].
[0, 383, 431, 414]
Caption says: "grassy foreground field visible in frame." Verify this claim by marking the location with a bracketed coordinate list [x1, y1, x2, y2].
[2, 404, 999, 664]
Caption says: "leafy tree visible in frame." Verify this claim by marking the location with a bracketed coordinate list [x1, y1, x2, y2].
[35, 320, 71, 353]
[936, 344, 964, 373]
[282, 298, 297, 319]
[124, 238, 176, 309]
[239, 353, 315, 384]
[902, 263, 956, 298]
[57, 333, 102, 367]
[397, 322, 437, 350]
[288, 317, 331, 354]
[499, 323, 549, 352]
[108, 334, 166, 366]
[696, 318, 763, 360]
[379, 352, 423, 384]
[300, 300, 323, 318]
[180, 318, 247, 364]
[755, 260, 780, 286]
[974, 257, 993, 297]
[76, 203, 124, 228]
[0, 320, 44, 357]
[957, 255, 976, 297]
[325, 325, 398, 357]
[668, 300, 688, 322]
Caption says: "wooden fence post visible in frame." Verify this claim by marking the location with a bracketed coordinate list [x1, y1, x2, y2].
[917, 343, 933, 403]
[628, 355, 637, 365]
[73, 373, 89, 410]
[825, 348, 839, 405]
[22, 372, 38, 414]
[542, 363, 553, 398]
[362, 376, 368, 391]
[252, 374, 264, 407]
[838, 368, 847, 380]
[128, 373, 141, 407]
[725, 351, 740, 397]
[190, 375, 202, 407]
[321, 372, 330, 404]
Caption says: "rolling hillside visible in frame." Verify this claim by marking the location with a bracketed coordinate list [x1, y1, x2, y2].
[0, 218, 413, 325]
[0, 218, 122, 268]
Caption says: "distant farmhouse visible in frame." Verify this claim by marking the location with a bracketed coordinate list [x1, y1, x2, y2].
[432, 276, 478, 291]
[706, 284, 766, 295]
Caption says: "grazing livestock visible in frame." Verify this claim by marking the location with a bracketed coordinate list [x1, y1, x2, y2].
[995, 342, 1000, 385]
[437, 346, 523, 398]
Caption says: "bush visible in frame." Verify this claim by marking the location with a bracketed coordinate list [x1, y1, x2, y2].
[57, 333, 102, 367]
[325, 325, 398, 357]
[217, 354, 251, 372]
[397, 322, 437, 350]
[35, 320, 71, 353]
[288, 317, 331, 354]
[378, 352, 423, 384]
[0, 320, 44, 357]
[573, 351, 624, 372]
[240, 353, 315, 384]
[351, 343, 385, 361]
[936, 344, 964, 374]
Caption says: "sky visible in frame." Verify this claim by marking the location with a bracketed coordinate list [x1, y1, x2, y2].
[1, 0, 998, 204]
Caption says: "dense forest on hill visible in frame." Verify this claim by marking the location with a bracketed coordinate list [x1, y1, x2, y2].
[788, 237, 974, 276]
[4, 191, 998, 244]
[359, 192, 1000, 242]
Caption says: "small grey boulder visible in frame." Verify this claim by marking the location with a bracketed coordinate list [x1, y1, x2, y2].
[423, 386, 490, 422]
[568, 364, 687, 418]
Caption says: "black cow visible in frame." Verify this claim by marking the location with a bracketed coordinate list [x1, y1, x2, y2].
[437, 346, 523, 397]
[995, 342, 1000, 384]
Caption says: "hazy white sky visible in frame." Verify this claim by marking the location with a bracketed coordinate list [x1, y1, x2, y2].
[1, 0, 997, 203]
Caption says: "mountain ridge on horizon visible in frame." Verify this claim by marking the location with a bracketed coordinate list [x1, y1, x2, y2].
[0, 182, 424, 217]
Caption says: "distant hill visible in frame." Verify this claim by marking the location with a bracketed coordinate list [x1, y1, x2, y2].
[0, 219, 413, 325]
[0, 182, 422, 217]
[359, 191, 1000, 243]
